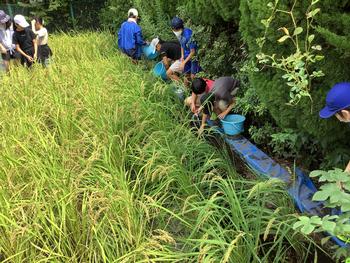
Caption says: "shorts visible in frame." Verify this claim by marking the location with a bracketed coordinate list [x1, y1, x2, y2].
[169, 60, 183, 73]
[1, 50, 21, 61]
[184, 59, 201, 75]
[38, 44, 53, 66]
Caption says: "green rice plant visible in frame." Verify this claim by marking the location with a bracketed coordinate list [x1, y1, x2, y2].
[0, 32, 323, 262]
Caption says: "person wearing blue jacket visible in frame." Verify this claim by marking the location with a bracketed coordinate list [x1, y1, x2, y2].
[170, 17, 201, 86]
[118, 8, 145, 61]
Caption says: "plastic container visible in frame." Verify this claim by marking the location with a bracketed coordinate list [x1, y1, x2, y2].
[142, 45, 158, 60]
[153, 62, 167, 80]
[220, 114, 245, 136]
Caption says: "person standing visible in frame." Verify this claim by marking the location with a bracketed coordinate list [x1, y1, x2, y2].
[319, 82, 350, 173]
[13, 15, 37, 68]
[118, 8, 146, 62]
[0, 10, 19, 72]
[31, 17, 52, 67]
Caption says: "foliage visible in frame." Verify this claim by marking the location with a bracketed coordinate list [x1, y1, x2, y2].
[0, 32, 321, 262]
[239, 0, 350, 169]
[256, 0, 325, 106]
[293, 168, 350, 259]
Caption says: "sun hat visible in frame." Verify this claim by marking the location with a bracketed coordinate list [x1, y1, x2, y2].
[14, 14, 29, 28]
[0, 10, 10, 24]
[128, 8, 138, 17]
[150, 37, 160, 53]
[171, 17, 184, 29]
[319, 82, 350, 118]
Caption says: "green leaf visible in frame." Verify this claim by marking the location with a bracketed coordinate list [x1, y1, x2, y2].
[310, 170, 324, 178]
[312, 190, 330, 201]
[277, 35, 290, 43]
[308, 34, 315, 43]
[307, 8, 321, 18]
[301, 224, 316, 235]
[341, 202, 350, 212]
[293, 27, 303, 36]
[321, 220, 336, 233]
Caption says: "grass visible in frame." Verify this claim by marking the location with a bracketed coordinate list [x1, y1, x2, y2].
[0, 32, 325, 262]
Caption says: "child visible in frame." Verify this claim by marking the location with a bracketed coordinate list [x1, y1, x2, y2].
[118, 8, 146, 62]
[13, 14, 37, 68]
[0, 10, 19, 72]
[198, 77, 239, 135]
[185, 77, 215, 114]
[150, 37, 182, 78]
[319, 82, 350, 173]
[170, 17, 201, 86]
[31, 17, 52, 67]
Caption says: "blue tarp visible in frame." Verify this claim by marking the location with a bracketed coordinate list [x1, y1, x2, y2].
[222, 134, 347, 247]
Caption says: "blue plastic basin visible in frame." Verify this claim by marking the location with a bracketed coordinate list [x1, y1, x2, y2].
[220, 114, 245, 136]
[142, 45, 158, 60]
[153, 62, 168, 80]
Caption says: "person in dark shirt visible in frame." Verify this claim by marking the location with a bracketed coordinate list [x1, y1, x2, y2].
[198, 77, 240, 135]
[150, 37, 182, 80]
[13, 15, 37, 67]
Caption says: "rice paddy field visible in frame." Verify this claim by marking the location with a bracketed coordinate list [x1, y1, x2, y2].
[0, 33, 326, 262]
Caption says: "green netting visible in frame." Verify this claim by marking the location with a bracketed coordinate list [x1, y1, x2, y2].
[0, 4, 30, 18]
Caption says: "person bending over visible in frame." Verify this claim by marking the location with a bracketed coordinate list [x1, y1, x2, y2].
[118, 8, 146, 62]
[185, 77, 215, 114]
[13, 15, 37, 68]
[198, 77, 240, 135]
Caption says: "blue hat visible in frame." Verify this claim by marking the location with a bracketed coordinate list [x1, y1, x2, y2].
[171, 17, 183, 29]
[319, 82, 350, 119]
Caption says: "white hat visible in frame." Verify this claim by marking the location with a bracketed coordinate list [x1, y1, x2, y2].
[150, 37, 160, 53]
[14, 15, 29, 28]
[128, 8, 138, 17]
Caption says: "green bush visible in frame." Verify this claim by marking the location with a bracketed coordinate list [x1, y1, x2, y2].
[239, 0, 350, 168]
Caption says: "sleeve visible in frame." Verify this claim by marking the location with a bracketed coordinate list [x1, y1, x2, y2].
[188, 34, 197, 50]
[29, 29, 36, 40]
[135, 27, 145, 46]
[12, 33, 18, 45]
[36, 28, 47, 38]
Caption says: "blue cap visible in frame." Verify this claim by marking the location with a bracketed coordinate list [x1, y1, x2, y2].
[319, 82, 350, 119]
[171, 17, 183, 29]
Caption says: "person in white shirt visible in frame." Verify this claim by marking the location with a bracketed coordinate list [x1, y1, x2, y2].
[0, 10, 20, 72]
[31, 17, 52, 67]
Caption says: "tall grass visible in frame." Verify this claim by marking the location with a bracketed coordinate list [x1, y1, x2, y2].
[0, 32, 323, 262]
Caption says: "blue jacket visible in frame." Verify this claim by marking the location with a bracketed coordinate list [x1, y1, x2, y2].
[118, 20, 145, 59]
[178, 28, 198, 59]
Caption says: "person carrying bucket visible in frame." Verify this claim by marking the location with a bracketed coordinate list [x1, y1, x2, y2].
[185, 77, 215, 114]
[198, 77, 239, 135]
[319, 82, 350, 173]
[118, 8, 146, 62]
[170, 17, 201, 86]
[150, 37, 182, 78]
